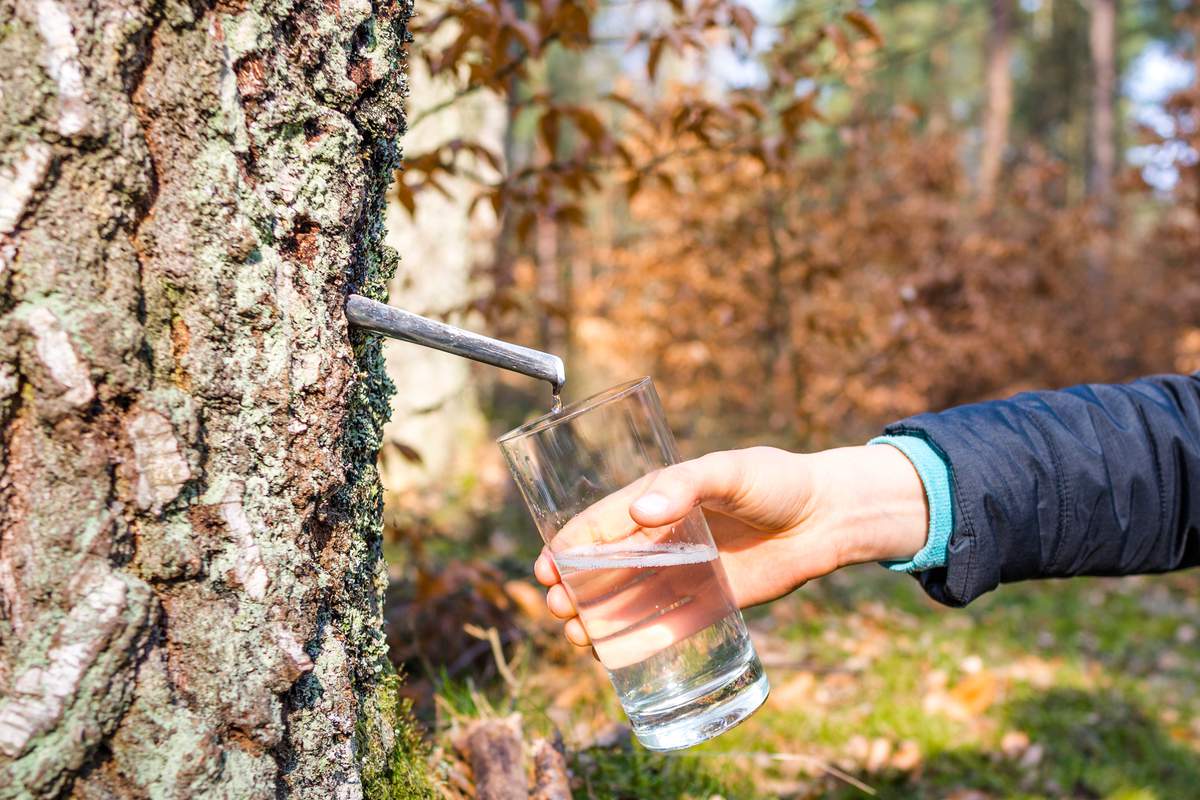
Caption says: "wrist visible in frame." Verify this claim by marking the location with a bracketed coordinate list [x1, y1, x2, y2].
[806, 445, 929, 569]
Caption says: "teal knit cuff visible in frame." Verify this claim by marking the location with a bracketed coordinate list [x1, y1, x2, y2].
[868, 434, 953, 573]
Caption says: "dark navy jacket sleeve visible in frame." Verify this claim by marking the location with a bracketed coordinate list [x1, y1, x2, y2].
[883, 373, 1200, 607]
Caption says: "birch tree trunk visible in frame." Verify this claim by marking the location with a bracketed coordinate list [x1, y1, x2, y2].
[0, 0, 430, 796]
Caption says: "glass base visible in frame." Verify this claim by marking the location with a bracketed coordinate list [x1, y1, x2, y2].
[630, 657, 770, 751]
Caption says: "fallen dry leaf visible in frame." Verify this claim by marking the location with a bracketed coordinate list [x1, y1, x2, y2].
[890, 739, 922, 771]
[960, 654, 984, 674]
[1005, 656, 1059, 688]
[1000, 730, 1030, 758]
[865, 737, 892, 773]
[947, 670, 1002, 717]
[946, 791, 992, 800]
[551, 677, 599, 710]
[767, 672, 815, 709]
[846, 734, 870, 763]
[504, 579, 554, 625]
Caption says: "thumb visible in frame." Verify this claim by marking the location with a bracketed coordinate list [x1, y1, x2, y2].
[629, 451, 748, 528]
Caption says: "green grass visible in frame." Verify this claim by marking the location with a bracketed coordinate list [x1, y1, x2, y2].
[572, 746, 752, 800]
[701, 566, 1200, 799]
[419, 549, 1200, 799]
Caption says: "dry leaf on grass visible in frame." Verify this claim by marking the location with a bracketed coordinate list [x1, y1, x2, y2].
[890, 739, 922, 772]
[949, 670, 1002, 716]
[766, 671, 815, 709]
[864, 738, 892, 773]
[504, 580, 555, 626]
[946, 791, 992, 800]
[999, 730, 1030, 758]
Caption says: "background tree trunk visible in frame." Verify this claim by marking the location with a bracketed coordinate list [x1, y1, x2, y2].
[0, 0, 429, 796]
[979, 0, 1014, 206]
[1088, 0, 1117, 218]
[1086, 0, 1117, 293]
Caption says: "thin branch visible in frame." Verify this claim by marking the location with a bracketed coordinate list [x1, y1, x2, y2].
[409, 32, 562, 131]
[463, 623, 520, 693]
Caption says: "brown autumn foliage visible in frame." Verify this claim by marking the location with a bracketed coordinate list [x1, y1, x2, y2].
[576, 116, 1195, 449]
[1144, 17, 1200, 356]
[401, 0, 884, 247]
[399, 1, 1199, 454]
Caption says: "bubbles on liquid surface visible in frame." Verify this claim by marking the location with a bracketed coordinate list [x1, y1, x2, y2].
[553, 542, 718, 572]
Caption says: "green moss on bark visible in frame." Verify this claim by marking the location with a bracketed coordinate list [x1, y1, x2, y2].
[340, 145, 434, 796]
[357, 672, 436, 800]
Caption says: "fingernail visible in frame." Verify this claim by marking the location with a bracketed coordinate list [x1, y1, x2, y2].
[632, 492, 670, 517]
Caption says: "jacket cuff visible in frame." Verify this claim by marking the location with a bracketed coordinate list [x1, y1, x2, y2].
[868, 435, 953, 573]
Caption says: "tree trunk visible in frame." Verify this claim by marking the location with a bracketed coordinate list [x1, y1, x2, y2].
[0, 0, 430, 796]
[489, 0, 528, 333]
[1088, 0, 1117, 220]
[1086, 0, 1117, 295]
[979, 0, 1014, 206]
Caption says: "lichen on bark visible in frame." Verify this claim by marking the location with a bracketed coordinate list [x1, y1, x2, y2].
[0, 0, 428, 793]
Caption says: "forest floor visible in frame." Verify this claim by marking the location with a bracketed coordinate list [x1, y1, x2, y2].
[386, 517, 1200, 800]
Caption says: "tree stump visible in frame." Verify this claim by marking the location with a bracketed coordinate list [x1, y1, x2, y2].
[459, 715, 528, 800]
[531, 736, 573, 800]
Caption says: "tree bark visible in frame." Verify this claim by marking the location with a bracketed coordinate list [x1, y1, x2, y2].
[0, 0, 428, 796]
[1088, 0, 1117, 220]
[979, 0, 1014, 206]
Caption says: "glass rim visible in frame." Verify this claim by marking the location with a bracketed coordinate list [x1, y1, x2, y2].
[496, 376, 652, 445]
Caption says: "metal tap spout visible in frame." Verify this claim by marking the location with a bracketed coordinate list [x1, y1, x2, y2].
[345, 294, 566, 391]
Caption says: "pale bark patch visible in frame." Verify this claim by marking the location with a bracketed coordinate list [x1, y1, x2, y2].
[0, 142, 53, 234]
[0, 243, 15, 276]
[0, 513, 40, 645]
[292, 350, 323, 389]
[0, 571, 126, 757]
[219, 483, 270, 601]
[0, 363, 17, 406]
[27, 306, 95, 406]
[125, 409, 191, 514]
[273, 624, 314, 679]
[34, 0, 91, 136]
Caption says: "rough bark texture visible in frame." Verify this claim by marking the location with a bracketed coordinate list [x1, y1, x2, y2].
[0, 0, 430, 794]
[979, 0, 1014, 205]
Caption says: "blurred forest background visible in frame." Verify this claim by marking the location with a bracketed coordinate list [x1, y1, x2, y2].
[378, 1, 1200, 797]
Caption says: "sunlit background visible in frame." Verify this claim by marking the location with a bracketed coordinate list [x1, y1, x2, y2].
[378, 1, 1200, 796]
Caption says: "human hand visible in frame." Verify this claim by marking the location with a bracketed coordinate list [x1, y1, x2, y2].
[533, 445, 929, 648]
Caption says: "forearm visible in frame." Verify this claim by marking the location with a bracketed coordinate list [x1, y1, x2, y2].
[888, 373, 1200, 606]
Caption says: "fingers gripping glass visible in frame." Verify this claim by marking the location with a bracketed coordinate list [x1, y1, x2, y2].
[498, 378, 769, 751]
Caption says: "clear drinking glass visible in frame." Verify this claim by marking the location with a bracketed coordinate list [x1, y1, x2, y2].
[498, 377, 769, 750]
